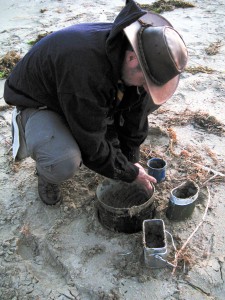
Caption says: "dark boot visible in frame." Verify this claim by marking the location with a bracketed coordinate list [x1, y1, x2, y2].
[38, 176, 62, 205]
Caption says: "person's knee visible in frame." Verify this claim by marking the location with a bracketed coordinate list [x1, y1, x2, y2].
[22, 109, 83, 183]
[37, 154, 82, 184]
[54, 155, 82, 182]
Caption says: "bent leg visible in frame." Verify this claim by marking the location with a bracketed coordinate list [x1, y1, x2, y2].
[21, 108, 82, 184]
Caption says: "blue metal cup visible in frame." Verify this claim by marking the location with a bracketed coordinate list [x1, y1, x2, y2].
[147, 158, 167, 183]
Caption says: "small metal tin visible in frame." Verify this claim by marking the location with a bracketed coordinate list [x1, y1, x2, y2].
[143, 219, 167, 268]
[147, 157, 167, 183]
[166, 180, 199, 221]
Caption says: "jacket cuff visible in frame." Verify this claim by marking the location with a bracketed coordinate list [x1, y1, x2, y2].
[113, 163, 139, 183]
[127, 147, 140, 163]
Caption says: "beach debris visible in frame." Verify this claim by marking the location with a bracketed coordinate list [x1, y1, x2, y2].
[0, 51, 21, 79]
[137, 0, 195, 13]
[164, 110, 225, 136]
[28, 32, 53, 46]
[167, 127, 177, 144]
[192, 112, 225, 135]
[40, 8, 48, 13]
[185, 66, 214, 74]
[188, 161, 225, 186]
[204, 146, 218, 165]
[180, 149, 191, 158]
[205, 40, 222, 56]
[0, 105, 11, 112]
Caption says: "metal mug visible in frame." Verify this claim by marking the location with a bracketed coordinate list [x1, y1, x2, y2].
[147, 157, 167, 183]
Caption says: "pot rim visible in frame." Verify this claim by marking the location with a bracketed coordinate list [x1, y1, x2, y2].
[96, 179, 155, 215]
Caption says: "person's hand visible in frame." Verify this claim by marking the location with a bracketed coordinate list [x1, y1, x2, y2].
[134, 162, 157, 190]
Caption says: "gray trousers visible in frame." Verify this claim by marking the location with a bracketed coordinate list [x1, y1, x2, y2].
[15, 108, 82, 184]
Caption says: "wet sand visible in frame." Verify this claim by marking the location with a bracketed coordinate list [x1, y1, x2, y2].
[0, 0, 225, 299]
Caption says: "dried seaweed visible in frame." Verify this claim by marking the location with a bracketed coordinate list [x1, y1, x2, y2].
[205, 40, 222, 56]
[167, 127, 177, 144]
[137, 0, 195, 13]
[0, 104, 12, 112]
[28, 32, 53, 46]
[192, 112, 224, 135]
[185, 66, 214, 74]
[40, 8, 48, 13]
[0, 51, 21, 79]
[164, 110, 225, 136]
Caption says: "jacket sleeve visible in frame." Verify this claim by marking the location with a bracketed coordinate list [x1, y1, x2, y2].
[58, 92, 139, 182]
[115, 88, 159, 163]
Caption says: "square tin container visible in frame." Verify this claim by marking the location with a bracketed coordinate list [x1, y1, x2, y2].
[143, 219, 167, 268]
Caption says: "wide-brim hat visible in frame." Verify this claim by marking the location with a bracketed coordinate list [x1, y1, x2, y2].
[123, 12, 188, 105]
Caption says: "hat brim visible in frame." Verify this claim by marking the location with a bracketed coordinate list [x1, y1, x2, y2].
[123, 13, 179, 105]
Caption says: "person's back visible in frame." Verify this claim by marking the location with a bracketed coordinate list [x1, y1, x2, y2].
[5, 22, 117, 113]
[4, 0, 188, 205]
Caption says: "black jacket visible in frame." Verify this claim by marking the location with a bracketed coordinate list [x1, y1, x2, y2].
[4, 0, 159, 182]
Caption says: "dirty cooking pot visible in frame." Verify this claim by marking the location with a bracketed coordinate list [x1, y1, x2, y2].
[96, 179, 156, 233]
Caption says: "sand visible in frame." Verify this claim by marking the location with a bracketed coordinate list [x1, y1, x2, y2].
[0, 0, 225, 299]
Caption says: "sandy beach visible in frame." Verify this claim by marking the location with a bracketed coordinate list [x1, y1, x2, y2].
[0, 0, 225, 299]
